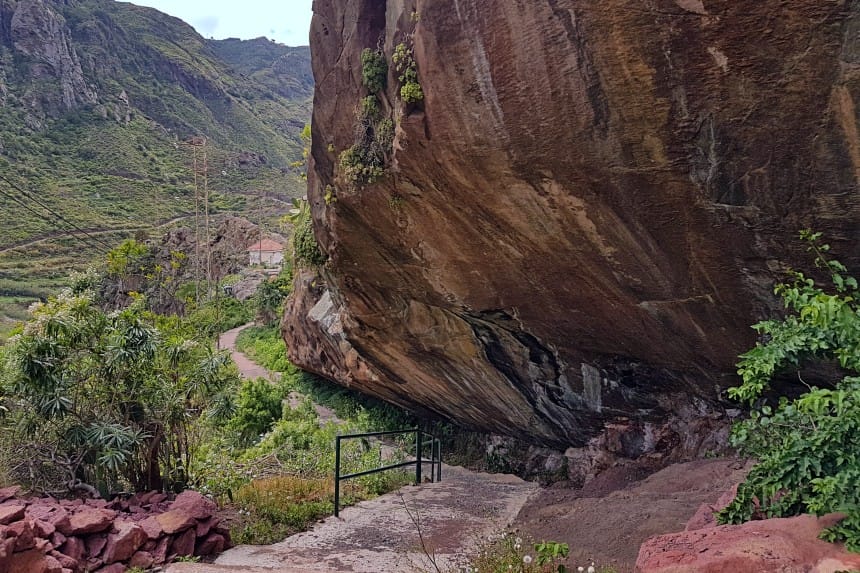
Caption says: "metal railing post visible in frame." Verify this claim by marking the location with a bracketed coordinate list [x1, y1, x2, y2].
[415, 428, 422, 484]
[334, 435, 341, 517]
[436, 438, 442, 482]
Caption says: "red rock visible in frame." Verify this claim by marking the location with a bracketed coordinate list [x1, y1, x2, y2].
[169, 490, 216, 520]
[138, 515, 163, 540]
[141, 539, 155, 552]
[4, 549, 63, 573]
[85, 557, 103, 571]
[58, 508, 113, 536]
[0, 502, 26, 525]
[148, 493, 167, 504]
[9, 519, 36, 551]
[135, 491, 156, 506]
[94, 564, 125, 573]
[85, 499, 108, 509]
[155, 510, 195, 534]
[59, 536, 85, 562]
[195, 532, 225, 556]
[170, 526, 196, 558]
[151, 536, 169, 564]
[636, 513, 860, 573]
[49, 550, 78, 571]
[685, 483, 739, 532]
[128, 550, 154, 568]
[101, 522, 146, 564]
[33, 519, 56, 538]
[85, 533, 107, 558]
[0, 536, 15, 560]
[0, 485, 21, 503]
[49, 531, 66, 547]
[195, 515, 220, 538]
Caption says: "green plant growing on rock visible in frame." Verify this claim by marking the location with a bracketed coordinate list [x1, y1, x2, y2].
[361, 48, 388, 94]
[393, 42, 424, 104]
[717, 231, 860, 552]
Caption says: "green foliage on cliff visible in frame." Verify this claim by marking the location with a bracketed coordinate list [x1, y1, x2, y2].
[360, 48, 388, 94]
[393, 42, 423, 104]
[717, 232, 860, 551]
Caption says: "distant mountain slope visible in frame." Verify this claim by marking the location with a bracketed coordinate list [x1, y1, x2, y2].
[0, 0, 311, 336]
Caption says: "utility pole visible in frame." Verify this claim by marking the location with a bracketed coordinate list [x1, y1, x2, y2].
[203, 139, 212, 301]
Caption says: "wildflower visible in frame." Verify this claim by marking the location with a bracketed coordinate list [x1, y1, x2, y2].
[587, 564, 596, 573]
[578, 568, 585, 573]
[515, 537, 522, 544]
[523, 555, 533, 564]
[514, 543, 522, 551]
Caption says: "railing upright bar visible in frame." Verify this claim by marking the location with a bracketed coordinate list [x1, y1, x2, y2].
[436, 438, 442, 482]
[415, 429, 422, 484]
[334, 435, 341, 517]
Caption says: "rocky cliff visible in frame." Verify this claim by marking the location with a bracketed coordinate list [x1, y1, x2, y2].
[285, 0, 860, 461]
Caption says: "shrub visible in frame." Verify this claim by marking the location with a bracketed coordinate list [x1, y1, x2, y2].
[292, 211, 327, 268]
[392, 42, 424, 104]
[227, 378, 284, 445]
[360, 48, 388, 94]
[717, 231, 860, 551]
[338, 144, 385, 187]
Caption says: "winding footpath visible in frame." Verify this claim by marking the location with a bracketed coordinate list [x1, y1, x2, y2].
[167, 326, 538, 573]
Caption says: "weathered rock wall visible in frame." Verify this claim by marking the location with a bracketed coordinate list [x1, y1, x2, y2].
[285, 0, 860, 452]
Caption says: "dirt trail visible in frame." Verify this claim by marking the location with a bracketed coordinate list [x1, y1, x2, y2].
[219, 323, 339, 424]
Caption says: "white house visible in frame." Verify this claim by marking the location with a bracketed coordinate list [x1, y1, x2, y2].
[247, 238, 284, 267]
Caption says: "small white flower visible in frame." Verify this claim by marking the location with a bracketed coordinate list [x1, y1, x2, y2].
[578, 568, 585, 573]
[514, 543, 522, 551]
[587, 565, 596, 573]
[515, 537, 522, 544]
[523, 555, 533, 565]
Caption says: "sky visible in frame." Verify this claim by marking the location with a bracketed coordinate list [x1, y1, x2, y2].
[126, 0, 314, 47]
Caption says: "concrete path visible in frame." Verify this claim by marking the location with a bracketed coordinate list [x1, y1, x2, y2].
[168, 464, 537, 573]
[169, 325, 538, 572]
[220, 323, 276, 382]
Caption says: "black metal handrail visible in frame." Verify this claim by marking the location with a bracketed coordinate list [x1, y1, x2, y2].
[334, 428, 441, 517]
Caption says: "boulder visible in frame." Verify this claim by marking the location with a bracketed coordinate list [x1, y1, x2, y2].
[48, 550, 78, 571]
[33, 519, 56, 538]
[195, 515, 220, 538]
[0, 502, 26, 525]
[155, 510, 196, 534]
[636, 513, 860, 573]
[101, 522, 146, 564]
[84, 533, 107, 558]
[195, 532, 226, 556]
[0, 486, 21, 503]
[128, 550, 154, 569]
[169, 490, 216, 520]
[137, 515, 163, 540]
[151, 536, 170, 564]
[170, 527, 196, 558]
[59, 536, 85, 562]
[9, 519, 36, 551]
[93, 564, 125, 573]
[2, 549, 63, 573]
[58, 508, 113, 536]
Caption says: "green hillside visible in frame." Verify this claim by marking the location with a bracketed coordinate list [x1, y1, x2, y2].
[0, 0, 312, 337]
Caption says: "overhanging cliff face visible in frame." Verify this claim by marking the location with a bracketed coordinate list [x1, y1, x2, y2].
[285, 0, 860, 450]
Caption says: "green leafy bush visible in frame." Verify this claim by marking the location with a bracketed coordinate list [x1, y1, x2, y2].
[717, 231, 860, 551]
[292, 209, 327, 268]
[360, 48, 388, 94]
[227, 378, 285, 445]
[392, 42, 424, 104]
[2, 290, 238, 494]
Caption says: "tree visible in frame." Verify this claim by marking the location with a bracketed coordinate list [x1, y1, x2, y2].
[718, 231, 860, 551]
[2, 286, 238, 495]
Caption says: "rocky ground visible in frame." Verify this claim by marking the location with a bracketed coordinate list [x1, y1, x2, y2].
[515, 458, 752, 572]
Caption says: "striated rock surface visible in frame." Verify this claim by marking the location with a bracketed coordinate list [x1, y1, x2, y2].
[285, 0, 860, 451]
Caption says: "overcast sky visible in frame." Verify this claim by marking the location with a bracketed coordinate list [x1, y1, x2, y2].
[126, 0, 313, 47]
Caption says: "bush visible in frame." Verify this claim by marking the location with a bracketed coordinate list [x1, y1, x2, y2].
[360, 48, 387, 94]
[292, 211, 327, 268]
[227, 378, 285, 445]
[393, 42, 423, 104]
[717, 231, 860, 551]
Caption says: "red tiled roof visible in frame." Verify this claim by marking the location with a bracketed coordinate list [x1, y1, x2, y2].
[247, 239, 284, 252]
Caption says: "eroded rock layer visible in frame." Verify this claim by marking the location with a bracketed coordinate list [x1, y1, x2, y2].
[285, 0, 860, 451]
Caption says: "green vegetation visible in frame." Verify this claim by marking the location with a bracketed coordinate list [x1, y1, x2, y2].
[465, 534, 614, 573]
[1, 286, 238, 495]
[717, 231, 860, 551]
[0, 0, 311, 334]
[393, 42, 424, 104]
[360, 48, 388, 94]
[290, 201, 327, 268]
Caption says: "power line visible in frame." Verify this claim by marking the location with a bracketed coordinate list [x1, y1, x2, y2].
[0, 172, 115, 251]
